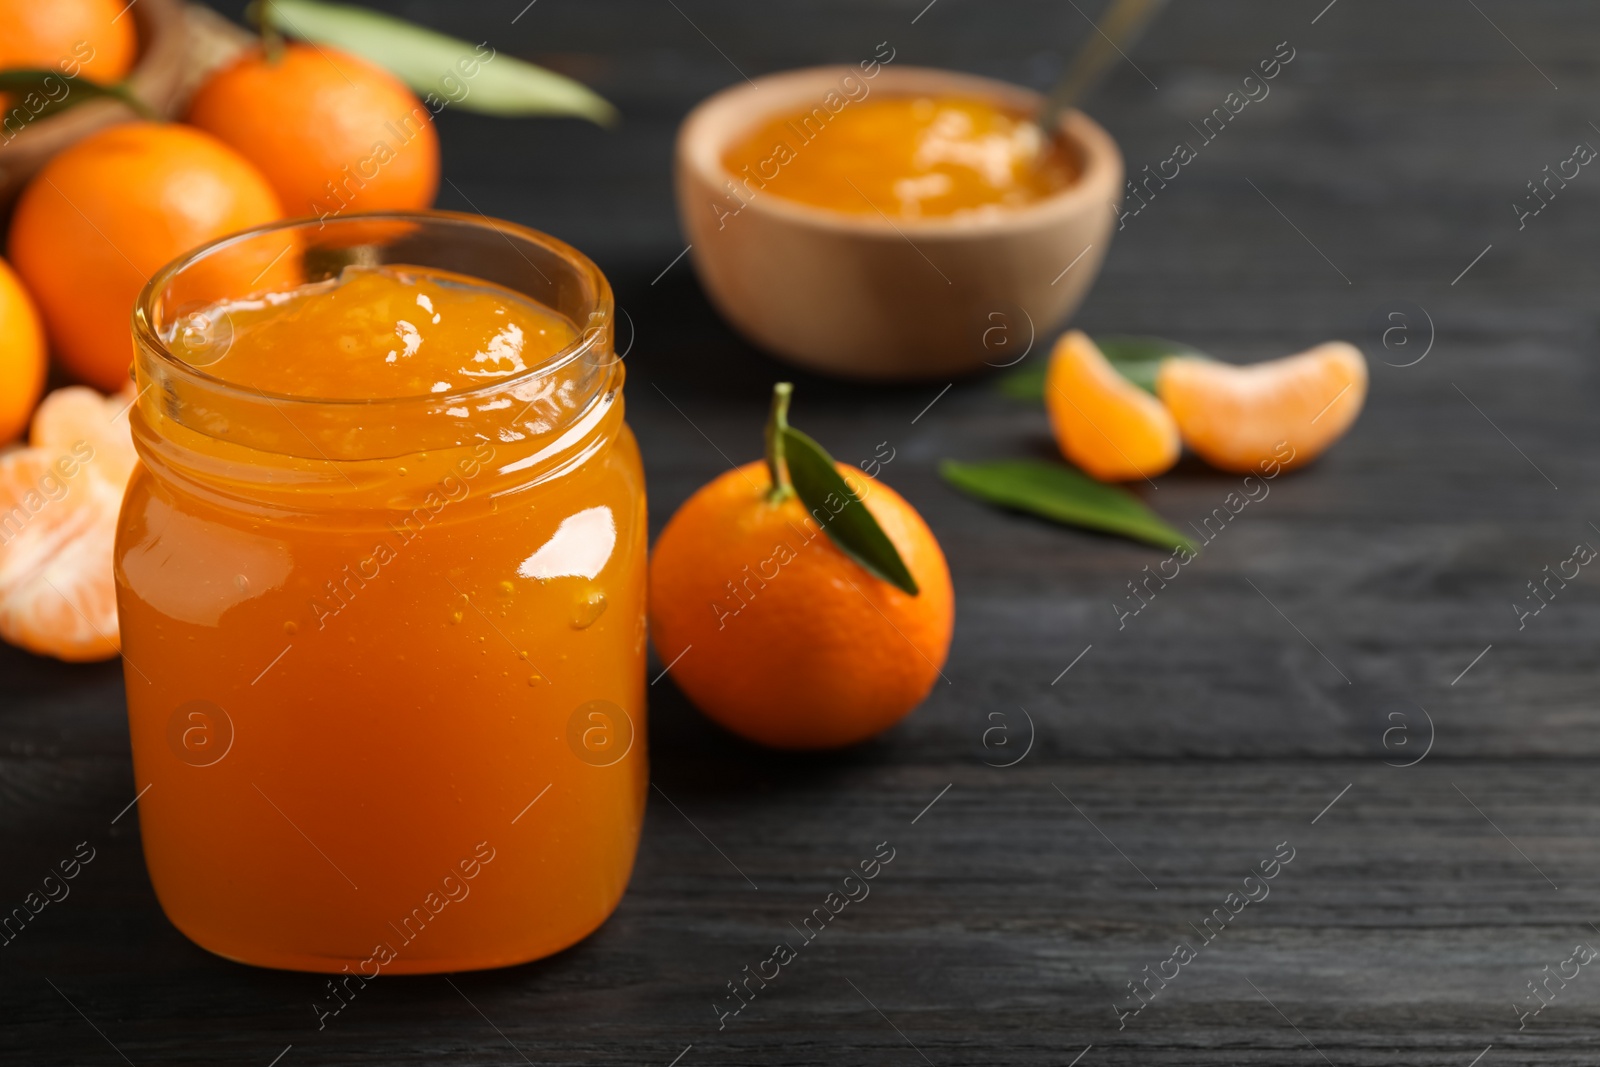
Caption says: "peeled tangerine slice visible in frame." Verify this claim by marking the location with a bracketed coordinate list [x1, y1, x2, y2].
[1045, 330, 1180, 482]
[0, 386, 137, 661]
[1157, 342, 1368, 474]
[30, 382, 140, 484]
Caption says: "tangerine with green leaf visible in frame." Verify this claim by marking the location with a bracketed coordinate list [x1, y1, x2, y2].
[649, 384, 954, 750]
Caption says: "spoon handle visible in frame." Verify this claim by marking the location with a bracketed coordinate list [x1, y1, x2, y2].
[1038, 0, 1167, 134]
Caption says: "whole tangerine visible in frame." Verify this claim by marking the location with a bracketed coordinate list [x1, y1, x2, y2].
[7, 122, 283, 392]
[0, 0, 138, 87]
[0, 256, 46, 445]
[186, 43, 440, 222]
[649, 385, 954, 750]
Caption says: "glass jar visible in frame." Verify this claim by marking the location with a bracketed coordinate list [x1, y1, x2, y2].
[115, 213, 647, 974]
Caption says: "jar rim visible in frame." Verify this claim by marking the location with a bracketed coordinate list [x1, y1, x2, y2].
[132, 210, 615, 412]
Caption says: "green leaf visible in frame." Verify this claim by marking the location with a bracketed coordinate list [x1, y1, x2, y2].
[997, 359, 1049, 401]
[940, 459, 1195, 552]
[258, 0, 619, 126]
[781, 426, 920, 596]
[1098, 335, 1209, 394]
[0, 68, 156, 122]
[997, 334, 1210, 401]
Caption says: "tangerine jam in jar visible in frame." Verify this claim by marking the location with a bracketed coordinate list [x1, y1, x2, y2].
[115, 213, 646, 973]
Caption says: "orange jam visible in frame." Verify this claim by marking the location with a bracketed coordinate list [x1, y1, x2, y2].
[191, 264, 580, 398]
[721, 95, 1078, 219]
[115, 215, 646, 974]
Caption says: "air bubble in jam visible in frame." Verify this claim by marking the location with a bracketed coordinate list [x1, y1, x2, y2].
[570, 585, 607, 629]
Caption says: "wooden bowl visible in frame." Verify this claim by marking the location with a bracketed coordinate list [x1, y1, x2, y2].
[675, 65, 1124, 381]
[0, 0, 251, 213]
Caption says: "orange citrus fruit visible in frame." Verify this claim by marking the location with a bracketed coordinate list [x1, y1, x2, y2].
[0, 256, 47, 445]
[7, 121, 283, 393]
[0, 0, 138, 86]
[649, 391, 954, 750]
[0, 384, 138, 661]
[1157, 342, 1368, 473]
[29, 380, 138, 485]
[186, 43, 440, 221]
[1045, 330, 1180, 482]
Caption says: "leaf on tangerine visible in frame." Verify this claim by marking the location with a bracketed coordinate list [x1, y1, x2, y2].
[780, 426, 919, 597]
[258, 0, 619, 126]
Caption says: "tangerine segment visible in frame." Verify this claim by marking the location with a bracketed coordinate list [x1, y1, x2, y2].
[1157, 342, 1368, 473]
[648, 460, 953, 750]
[1045, 330, 1180, 482]
[0, 385, 138, 661]
[0, 447, 124, 661]
[30, 384, 137, 485]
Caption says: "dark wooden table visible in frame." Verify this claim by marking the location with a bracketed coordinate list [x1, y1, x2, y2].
[6, 1, 1599, 1063]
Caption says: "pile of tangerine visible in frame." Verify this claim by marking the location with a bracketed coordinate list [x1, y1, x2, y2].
[0, 0, 440, 659]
